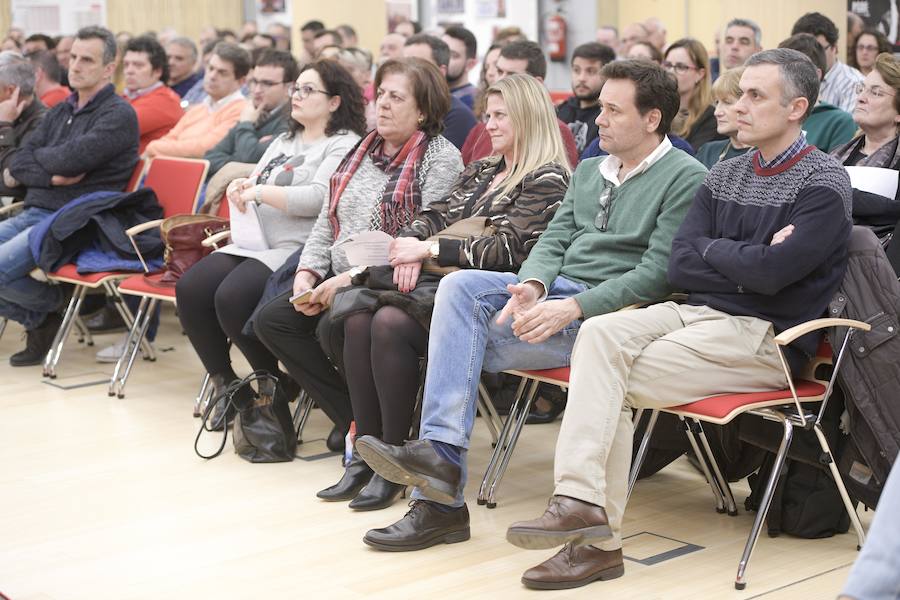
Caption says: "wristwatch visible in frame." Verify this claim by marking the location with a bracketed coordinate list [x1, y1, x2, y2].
[429, 241, 440, 260]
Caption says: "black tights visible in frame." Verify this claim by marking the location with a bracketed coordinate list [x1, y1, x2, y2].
[343, 306, 427, 445]
[175, 252, 278, 379]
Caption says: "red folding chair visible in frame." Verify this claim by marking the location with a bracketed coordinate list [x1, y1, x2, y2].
[40, 158, 147, 378]
[630, 318, 870, 590]
[106, 157, 209, 398]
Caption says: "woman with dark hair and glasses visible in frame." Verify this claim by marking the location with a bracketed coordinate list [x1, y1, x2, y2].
[663, 38, 724, 151]
[175, 59, 367, 429]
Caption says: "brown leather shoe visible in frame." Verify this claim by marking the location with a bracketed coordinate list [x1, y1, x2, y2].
[522, 544, 624, 590]
[506, 495, 612, 549]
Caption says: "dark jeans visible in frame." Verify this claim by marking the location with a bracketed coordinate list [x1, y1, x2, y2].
[175, 252, 278, 377]
[254, 288, 353, 432]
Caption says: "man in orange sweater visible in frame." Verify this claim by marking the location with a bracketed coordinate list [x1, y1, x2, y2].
[145, 42, 249, 158]
[122, 36, 183, 154]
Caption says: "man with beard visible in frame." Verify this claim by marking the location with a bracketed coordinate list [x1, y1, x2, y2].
[557, 43, 615, 155]
[442, 26, 478, 110]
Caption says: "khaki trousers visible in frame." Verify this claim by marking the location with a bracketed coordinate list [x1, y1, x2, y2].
[553, 302, 789, 551]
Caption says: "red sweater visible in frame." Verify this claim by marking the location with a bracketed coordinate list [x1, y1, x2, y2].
[460, 118, 579, 167]
[40, 86, 71, 108]
[125, 85, 184, 154]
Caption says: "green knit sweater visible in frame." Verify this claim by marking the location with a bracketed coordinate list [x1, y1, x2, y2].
[517, 148, 707, 318]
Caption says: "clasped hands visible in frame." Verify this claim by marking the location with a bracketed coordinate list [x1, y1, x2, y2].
[226, 177, 257, 213]
[496, 280, 583, 344]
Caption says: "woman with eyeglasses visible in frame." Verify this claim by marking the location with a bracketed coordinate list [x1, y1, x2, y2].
[695, 67, 753, 168]
[832, 52, 900, 274]
[663, 38, 724, 151]
[315, 74, 570, 511]
[849, 28, 892, 77]
[253, 58, 464, 451]
[175, 60, 367, 429]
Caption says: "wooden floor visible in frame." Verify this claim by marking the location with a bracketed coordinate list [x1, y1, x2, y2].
[0, 307, 869, 600]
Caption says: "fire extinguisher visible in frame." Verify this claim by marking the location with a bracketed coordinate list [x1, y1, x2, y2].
[546, 12, 567, 62]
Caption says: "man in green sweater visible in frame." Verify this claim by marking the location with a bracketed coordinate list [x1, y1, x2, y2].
[355, 60, 708, 552]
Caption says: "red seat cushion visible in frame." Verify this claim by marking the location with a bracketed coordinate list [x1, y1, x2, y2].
[118, 273, 176, 299]
[514, 367, 571, 384]
[48, 263, 130, 284]
[671, 380, 827, 420]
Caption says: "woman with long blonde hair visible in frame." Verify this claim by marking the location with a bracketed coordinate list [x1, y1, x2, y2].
[317, 74, 571, 510]
[664, 37, 723, 150]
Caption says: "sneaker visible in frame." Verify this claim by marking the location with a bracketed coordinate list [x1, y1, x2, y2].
[10, 313, 63, 367]
[95, 335, 154, 363]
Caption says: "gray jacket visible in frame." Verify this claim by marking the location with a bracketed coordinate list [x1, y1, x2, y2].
[829, 226, 900, 487]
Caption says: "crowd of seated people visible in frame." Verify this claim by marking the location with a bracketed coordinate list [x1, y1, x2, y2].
[3, 10, 900, 596]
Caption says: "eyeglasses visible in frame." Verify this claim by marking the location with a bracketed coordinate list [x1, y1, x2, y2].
[854, 82, 897, 99]
[661, 61, 698, 74]
[291, 83, 332, 99]
[856, 44, 880, 52]
[248, 78, 287, 89]
[595, 185, 616, 231]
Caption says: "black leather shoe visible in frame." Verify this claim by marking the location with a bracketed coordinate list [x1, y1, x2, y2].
[317, 449, 373, 501]
[349, 474, 406, 511]
[363, 500, 470, 551]
[10, 313, 62, 367]
[526, 384, 567, 425]
[356, 437, 461, 505]
[84, 305, 126, 333]
[326, 425, 346, 453]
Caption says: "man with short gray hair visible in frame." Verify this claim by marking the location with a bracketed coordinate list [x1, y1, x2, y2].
[0, 55, 46, 199]
[166, 37, 201, 98]
[722, 18, 762, 70]
[504, 48, 852, 590]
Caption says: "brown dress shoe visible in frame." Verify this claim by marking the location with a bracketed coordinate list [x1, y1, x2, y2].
[506, 495, 612, 549]
[522, 544, 624, 590]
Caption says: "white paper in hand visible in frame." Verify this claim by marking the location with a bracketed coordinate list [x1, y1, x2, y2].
[229, 199, 269, 251]
[339, 230, 393, 266]
[845, 166, 899, 199]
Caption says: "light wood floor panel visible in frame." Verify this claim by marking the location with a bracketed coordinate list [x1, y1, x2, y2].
[0, 308, 868, 599]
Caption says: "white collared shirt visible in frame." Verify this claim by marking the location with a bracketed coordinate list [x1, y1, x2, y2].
[598, 135, 672, 186]
[203, 88, 245, 113]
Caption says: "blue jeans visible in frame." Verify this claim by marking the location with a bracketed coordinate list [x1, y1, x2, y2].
[413, 270, 586, 506]
[0, 207, 63, 329]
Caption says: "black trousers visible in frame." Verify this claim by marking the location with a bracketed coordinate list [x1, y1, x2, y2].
[175, 252, 278, 377]
[254, 288, 353, 432]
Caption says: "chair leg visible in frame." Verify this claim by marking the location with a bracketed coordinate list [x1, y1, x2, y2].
[109, 296, 148, 397]
[42, 284, 87, 379]
[478, 376, 528, 507]
[735, 414, 794, 591]
[193, 372, 211, 418]
[627, 409, 659, 502]
[694, 419, 738, 516]
[105, 282, 155, 361]
[812, 422, 867, 550]
[477, 382, 502, 446]
[293, 390, 314, 444]
[74, 316, 94, 346]
[484, 378, 540, 508]
[109, 297, 156, 398]
[0, 317, 6, 340]
[682, 417, 727, 514]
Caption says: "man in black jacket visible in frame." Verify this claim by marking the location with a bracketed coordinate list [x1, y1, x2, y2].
[0, 54, 46, 199]
[557, 42, 616, 154]
[1, 25, 139, 366]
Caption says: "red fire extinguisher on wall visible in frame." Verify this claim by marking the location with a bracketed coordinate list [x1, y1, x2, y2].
[546, 12, 567, 62]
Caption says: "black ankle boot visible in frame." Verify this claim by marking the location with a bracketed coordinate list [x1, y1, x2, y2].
[326, 425, 346, 453]
[349, 474, 407, 511]
[10, 313, 63, 367]
[317, 448, 373, 501]
[208, 373, 254, 432]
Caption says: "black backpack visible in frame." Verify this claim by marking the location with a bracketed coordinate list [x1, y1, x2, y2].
[745, 453, 850, 539]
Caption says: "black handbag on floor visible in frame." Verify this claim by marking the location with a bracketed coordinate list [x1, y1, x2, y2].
[195, 371, 297, 463]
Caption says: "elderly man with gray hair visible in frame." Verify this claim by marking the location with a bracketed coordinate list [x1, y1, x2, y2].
[505, 47, 852, 590]
[0, 52, 46, 199]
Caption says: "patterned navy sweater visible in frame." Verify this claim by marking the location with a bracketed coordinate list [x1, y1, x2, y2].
[668, 145, 852, 365]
